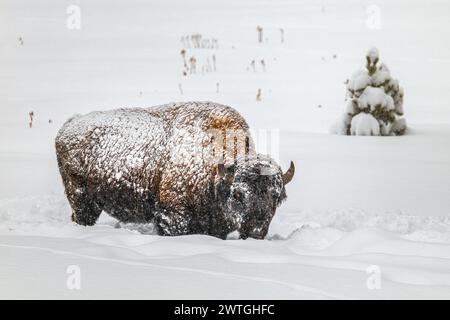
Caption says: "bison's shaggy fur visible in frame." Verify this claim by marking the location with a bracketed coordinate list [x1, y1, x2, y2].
[56, 101, 294, 239]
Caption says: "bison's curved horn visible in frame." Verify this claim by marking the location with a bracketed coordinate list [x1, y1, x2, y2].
[282, 161, 295, 185]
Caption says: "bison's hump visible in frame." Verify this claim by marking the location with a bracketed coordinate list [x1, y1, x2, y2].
[148, 101, 250, 131]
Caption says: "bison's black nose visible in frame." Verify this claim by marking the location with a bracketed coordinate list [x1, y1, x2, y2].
[239, 230, 266, 240]
[248, 233, 266, 240]
[239, 233, 249, 240]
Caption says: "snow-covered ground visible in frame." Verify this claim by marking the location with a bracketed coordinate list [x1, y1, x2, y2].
[1, 0, 450, 299]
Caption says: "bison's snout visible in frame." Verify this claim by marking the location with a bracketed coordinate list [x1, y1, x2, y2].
[240, 231, 266, 240]
[238, 210, 275, 240]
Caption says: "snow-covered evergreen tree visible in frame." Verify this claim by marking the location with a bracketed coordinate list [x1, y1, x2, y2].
[333, 47, 406, 136]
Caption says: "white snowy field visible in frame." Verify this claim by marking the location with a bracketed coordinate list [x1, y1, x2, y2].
[1, 0, 450, 299]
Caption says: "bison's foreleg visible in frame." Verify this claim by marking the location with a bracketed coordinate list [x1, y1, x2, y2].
[70, 191, 102, 226]
[153, 206, 192, 236]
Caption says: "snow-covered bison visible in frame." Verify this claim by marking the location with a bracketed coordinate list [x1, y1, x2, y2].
[55, 101, 295, 239]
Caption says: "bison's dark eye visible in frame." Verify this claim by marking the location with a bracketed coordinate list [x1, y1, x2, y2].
[272, 191, 279, 200]
[233, 190, 244, 202]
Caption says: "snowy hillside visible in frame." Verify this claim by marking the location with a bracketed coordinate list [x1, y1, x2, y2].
[1, 0, 450, 299]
